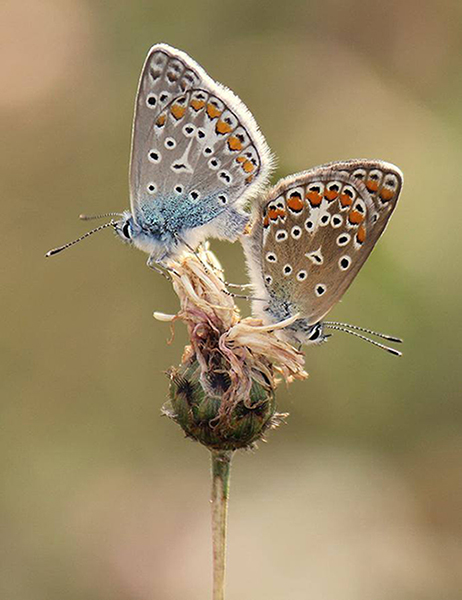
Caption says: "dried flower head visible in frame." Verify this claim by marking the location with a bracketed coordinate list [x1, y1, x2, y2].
[155, 246, 307, 451]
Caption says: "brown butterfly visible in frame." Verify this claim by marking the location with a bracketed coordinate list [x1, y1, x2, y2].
[243, 159, 403, 355]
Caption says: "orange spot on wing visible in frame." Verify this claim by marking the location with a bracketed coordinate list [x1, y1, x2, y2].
[155, 114, 166, 127]
[348, 210, 364, 225]
[227, 136, 243, 151]
[245, 174, 254, 184]
[190, 99, 205, 111]
[216, 119, 232, 135]
[276, 208, 286, 219]
[379, 188, 394, 201]
[241, 159, 254, 173]
[325, 189, 339, 201]
[206, 103, 222, 119]
[268, 208, 279, 221]
[366, 179, 379, 192]
[170, 104, 186, 120]
[306, 191, 323, 206]
[356, 225, 366, 244]
[340, 193, 353, 208]
[263, 215, 270, 228]
[287, 194, 304, 212]
[236, 156, 246, 163]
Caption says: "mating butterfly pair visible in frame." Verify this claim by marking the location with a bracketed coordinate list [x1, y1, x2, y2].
[47, 44, 403, 353]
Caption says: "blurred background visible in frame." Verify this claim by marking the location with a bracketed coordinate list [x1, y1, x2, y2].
[2, 0, 462, 598]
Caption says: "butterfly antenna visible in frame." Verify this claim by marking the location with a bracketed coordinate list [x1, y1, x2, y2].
[324, 321, 403, 343]
[323, 324, 402, 356]
[45, 221, 116, 257]
[79, 212, 123, 221]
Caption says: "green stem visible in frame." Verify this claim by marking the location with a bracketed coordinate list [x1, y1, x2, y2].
[210, 450, 233, 600]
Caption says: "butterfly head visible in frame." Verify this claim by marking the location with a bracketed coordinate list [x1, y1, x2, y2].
[113, 210, 137, 245]
[282, 319, 328, 347]
[258, 295, 329, 347]
[113, 210, 176, 261]
[273, 313, 328, 347]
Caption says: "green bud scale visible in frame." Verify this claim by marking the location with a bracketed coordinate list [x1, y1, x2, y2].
[164, 356, 279, 451]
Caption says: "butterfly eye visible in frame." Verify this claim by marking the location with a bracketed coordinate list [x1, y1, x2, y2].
[122, 221, 131, 239]
[308, 324, 322, 341]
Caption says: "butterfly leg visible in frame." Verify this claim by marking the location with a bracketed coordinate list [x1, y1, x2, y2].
[146, 253, 175, 280]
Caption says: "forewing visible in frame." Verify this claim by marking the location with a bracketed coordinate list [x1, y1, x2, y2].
[129, 44, 272, 223]
[254, 161, 402, 324]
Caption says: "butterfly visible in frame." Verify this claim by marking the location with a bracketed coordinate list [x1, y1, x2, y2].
[46, 44, 273, 266]
[242, 160, 403, 354]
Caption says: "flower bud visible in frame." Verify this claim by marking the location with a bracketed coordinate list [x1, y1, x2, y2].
[156, 250, 306, 451]
[164, 356, 278, 451]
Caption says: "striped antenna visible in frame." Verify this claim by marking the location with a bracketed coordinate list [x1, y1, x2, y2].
[80, 212, 122, 221]
[323, 323, 402, 356]
[324, 321, 403, 343]
[45, 221, 116, 257]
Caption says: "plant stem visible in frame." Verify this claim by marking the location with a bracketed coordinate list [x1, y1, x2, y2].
[210, 449, 233, 600]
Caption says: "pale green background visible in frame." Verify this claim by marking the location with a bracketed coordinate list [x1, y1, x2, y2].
[2, 0, 462, 598]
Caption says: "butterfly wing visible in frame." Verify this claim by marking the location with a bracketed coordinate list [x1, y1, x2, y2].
[245, 160, 402, 326]
[313, 159, 403, 241]
[129, 44, 273, 236]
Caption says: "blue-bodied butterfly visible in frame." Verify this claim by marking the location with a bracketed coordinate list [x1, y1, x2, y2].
[46, 43, 273, 267]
